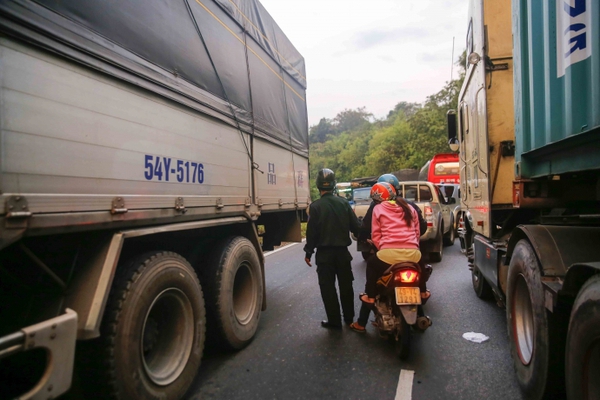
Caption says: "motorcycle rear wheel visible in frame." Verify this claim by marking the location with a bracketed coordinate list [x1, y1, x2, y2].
[391, 316, 411, 360]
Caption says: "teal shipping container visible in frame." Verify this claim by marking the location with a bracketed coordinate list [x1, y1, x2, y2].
[513, 0, 600, 179]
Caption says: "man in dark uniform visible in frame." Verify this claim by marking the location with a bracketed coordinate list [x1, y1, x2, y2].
[304, 168, 361, 329]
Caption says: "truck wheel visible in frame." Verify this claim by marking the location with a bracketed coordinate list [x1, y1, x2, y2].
[565, 274, 600, 400]
[472, 264, 493, 300]
[203, 236, 263, 350]
[429, 229, 443, 263]
[443, 218, 455, 246]
[506, 240, 564, 399]
[101, 252, 205, 400]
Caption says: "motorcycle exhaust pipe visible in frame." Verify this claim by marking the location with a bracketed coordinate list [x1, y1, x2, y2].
[416, 316, 432, 331]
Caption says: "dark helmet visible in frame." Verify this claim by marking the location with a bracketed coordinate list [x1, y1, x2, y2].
[378, 173, 400, 191]
[316, 168, 336, 191]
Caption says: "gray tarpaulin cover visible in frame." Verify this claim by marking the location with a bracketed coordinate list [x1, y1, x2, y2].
[0, 0, 309, 156]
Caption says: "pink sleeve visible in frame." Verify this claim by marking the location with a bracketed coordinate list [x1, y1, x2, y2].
[371, 206, 382, 249]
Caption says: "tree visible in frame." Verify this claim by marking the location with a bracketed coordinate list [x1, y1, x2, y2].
[333, 107, 372, 133]
[309, 118, 335, 144]
[364, 114, 413, 174]
[386, 102, 421, 121]
[305, 50, 468, 200]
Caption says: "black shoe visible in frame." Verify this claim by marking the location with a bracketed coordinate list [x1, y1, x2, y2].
[321, 320, 342, 329]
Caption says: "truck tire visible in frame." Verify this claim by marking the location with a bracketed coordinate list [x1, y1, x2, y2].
[203, 236, 263, 350]
[471, 264, 493, 300]
[506, 240, 564, 399]
[100, 251, 205, 400]
[565, 274, 600, 400]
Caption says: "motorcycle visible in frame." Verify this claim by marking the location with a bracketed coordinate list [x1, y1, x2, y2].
[371, 261, 432, 359]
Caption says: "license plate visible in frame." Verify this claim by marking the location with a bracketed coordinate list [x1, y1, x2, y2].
[395, 287, 422, 305]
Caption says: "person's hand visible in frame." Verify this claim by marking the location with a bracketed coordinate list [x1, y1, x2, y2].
[366, 239, 374, 245]
[305, 257, 312, 267]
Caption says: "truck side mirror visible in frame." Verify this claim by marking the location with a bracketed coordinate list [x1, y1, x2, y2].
[447, 110, 459, 152]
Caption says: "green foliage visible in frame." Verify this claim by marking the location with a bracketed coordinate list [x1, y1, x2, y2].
[307, 56, 466, 200]
[309, 118, 334, 144]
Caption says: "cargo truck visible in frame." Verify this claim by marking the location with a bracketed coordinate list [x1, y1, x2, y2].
[447, 0, 600, 399]
[0, 0, 309, 398]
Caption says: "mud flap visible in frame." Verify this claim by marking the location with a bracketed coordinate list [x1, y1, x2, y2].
[399, 305, 418, 325]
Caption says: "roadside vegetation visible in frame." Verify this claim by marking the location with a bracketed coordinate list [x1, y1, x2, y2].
[307, 53, 466, 200]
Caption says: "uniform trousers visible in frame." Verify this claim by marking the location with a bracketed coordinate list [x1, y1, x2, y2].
[315, 247, 355, 324]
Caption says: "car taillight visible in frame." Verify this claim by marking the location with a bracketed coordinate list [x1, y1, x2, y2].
[394, 269, 419, 283]
[424, 206, 433, 227]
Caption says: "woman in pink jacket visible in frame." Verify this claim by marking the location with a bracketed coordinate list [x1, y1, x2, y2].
[350, 182, 423, 333]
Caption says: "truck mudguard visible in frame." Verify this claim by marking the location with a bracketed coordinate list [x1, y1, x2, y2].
[506, 225, 600, 277]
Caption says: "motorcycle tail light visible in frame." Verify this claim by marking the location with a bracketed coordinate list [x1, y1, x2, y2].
[394, 269, 419, 283]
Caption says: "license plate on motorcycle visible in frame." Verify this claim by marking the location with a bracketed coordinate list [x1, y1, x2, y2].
[395, 287, 422, 305]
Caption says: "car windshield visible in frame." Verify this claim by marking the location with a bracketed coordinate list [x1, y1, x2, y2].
[433, 161, 459, 176]
[353, 188, 371, 201]
[439, 185, 454, 199]
[403, 185, 433, 202]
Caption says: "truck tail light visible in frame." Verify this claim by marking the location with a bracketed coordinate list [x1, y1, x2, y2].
[424, 206, 433, 227]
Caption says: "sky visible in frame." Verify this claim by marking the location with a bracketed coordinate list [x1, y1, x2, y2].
[258, 0, 470, 127]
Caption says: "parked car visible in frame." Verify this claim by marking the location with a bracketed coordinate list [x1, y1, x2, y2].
[351, 187, 372, 220]
[350, 187, 372, 259]
[397, 181, 455, 262]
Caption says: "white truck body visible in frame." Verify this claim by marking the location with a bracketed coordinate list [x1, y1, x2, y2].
[0, 0, 309, 398]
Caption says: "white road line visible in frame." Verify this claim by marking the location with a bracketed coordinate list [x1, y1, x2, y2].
[395, 369, 415, 400]
[263, 239, 304, 257]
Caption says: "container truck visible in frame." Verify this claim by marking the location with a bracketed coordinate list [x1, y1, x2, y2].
[447, 0, 600, 399]
[0, 0, 309, 398]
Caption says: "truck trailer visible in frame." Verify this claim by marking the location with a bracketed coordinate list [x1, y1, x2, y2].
[448, 0, 600, 399]
[0, 0, 309, 398]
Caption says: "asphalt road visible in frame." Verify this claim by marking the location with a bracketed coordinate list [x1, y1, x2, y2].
[186, 241, 524, 400]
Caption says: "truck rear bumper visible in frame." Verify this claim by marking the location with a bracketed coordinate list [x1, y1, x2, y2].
[0, 309, 77, 399]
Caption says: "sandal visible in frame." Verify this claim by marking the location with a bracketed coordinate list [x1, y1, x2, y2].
[359, 293, 375, 304]
[349, 322, 366, 333]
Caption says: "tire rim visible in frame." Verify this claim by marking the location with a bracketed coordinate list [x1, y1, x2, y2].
[583, 337, 600, 400]
[472, 267, 482, 288]
[513, 274, 534, 365]
[233, 261, 256, 325]
[141, 288, 194, 386]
